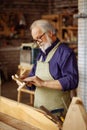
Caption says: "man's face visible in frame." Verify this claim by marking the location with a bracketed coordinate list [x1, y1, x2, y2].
[31, 27, 52, 52]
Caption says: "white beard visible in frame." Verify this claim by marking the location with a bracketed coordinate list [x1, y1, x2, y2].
[40, 35, 52, 53]
[40, 42, 51, 53]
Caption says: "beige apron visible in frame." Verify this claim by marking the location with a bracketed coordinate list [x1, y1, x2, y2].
[34, 42, 71, 113]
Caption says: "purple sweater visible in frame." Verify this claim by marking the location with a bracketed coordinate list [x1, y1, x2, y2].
[29, 39, 79, 91]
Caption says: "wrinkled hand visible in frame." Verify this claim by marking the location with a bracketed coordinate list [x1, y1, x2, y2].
[23, 76, 44, 87]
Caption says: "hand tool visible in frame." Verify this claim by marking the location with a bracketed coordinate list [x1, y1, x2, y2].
[40, 106, 62, 130]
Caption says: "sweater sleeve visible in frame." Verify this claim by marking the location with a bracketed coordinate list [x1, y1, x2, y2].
[58, 49, 79, 91]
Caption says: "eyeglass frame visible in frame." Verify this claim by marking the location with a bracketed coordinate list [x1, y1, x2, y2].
[33, 32, 46, 44]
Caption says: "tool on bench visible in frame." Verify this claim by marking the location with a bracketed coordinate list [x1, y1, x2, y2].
[40, 106, 63, 130]
[51, 108, 65, 123]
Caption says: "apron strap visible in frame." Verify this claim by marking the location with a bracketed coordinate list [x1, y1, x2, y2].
[39, 42, 61, 62]
[46, 42, 61, 62]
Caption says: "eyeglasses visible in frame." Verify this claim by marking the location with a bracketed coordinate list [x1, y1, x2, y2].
[33, 32, 46, 44]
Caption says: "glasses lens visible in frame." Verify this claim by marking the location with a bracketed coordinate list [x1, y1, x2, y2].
[33, 32, 46, 45]
[39, 32, 46, 39]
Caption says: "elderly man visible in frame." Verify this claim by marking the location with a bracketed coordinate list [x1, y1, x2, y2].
[23, 19, 79, 115]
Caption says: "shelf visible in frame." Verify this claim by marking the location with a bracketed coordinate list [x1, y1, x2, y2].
[62, 26, 77, 30]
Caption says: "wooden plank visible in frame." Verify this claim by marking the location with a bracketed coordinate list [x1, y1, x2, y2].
[0, 96, 59, 130]
[0, 113, 39, 130]
[0, 121, 17, 130]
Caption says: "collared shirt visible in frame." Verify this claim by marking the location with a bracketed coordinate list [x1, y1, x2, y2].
[29, 38, 79, 91]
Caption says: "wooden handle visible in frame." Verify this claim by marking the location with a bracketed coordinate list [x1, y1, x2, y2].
[12, 74, 23, 83]
[40, 106, 62, 130]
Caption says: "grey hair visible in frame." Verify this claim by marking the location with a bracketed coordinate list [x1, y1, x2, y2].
[30, 19, 57, 35]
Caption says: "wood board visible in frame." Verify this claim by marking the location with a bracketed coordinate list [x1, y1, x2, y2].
[0, 121, 17, 130]
[0, 112, 40, 130]
[0, 96, 59, 130]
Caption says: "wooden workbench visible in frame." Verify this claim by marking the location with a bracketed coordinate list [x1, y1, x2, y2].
[1, 96, 87, 130]
[0, 96, 59, 130]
